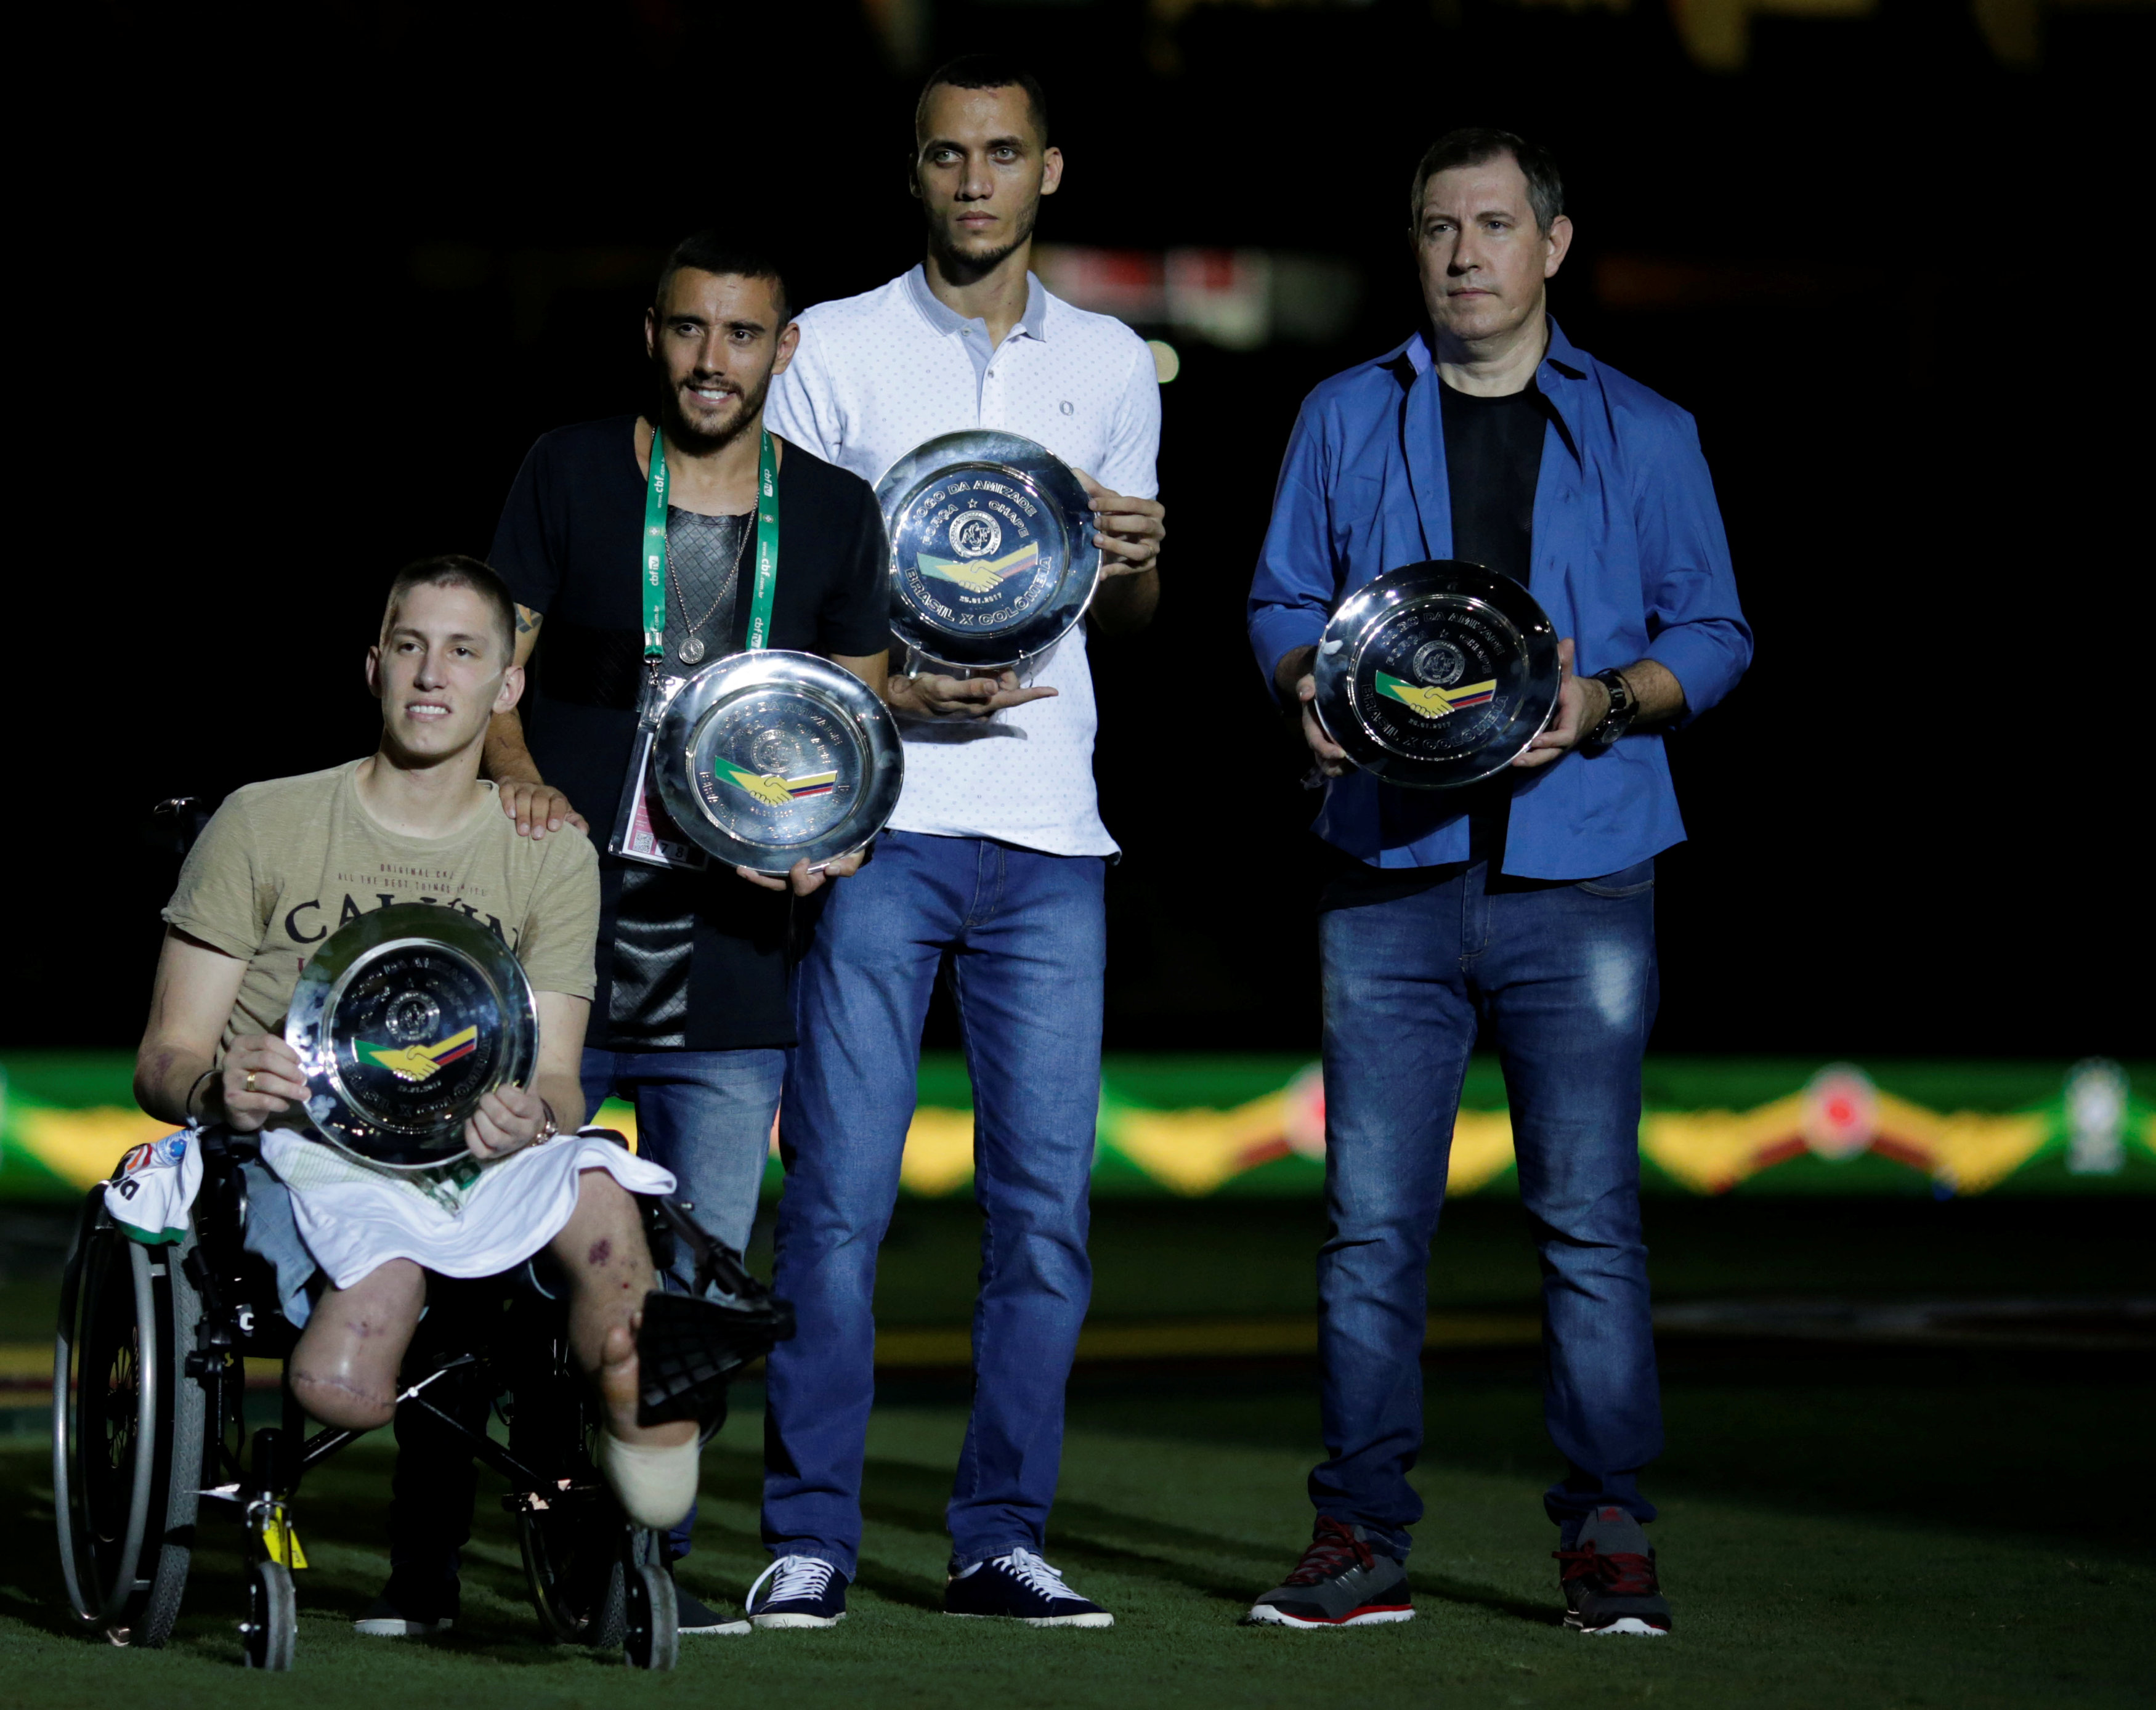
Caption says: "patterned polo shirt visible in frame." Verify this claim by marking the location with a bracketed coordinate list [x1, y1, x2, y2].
[765, 265, 1161, 857]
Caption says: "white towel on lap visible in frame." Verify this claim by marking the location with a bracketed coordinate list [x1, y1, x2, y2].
[261, 1129, 676, 1292]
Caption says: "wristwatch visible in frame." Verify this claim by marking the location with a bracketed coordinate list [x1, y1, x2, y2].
[1586, 668, 1637, 749]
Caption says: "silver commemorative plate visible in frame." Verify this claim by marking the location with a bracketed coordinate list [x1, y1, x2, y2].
[875, 429, 1100, 671]
[285, 903, 538, 1169]
[654, 649, 904, 873]
[1313, 561, 1562, 788]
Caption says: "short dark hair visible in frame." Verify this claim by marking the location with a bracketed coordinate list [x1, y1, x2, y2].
[915, 54, 1049, 147]
[1409, 128, 1564, 233]
[381, 554, 517, 663]
[654, 231, 792, 327]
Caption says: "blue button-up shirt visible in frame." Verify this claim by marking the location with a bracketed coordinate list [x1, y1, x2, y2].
[1248, 320, 1753, 880]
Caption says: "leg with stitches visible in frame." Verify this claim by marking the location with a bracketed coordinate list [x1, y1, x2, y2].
[290, 1258, 427, 1431]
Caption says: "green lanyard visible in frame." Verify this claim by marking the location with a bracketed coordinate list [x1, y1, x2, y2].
[642, 424, 782, 658]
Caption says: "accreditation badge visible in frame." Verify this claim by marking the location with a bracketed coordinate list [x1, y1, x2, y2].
[607, 671, 711, 871]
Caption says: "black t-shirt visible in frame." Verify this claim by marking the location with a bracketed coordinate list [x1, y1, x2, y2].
[1324, 378, 1554, 887]
[1438, 379, 1548, 586]
[489, 415, 893, 1052]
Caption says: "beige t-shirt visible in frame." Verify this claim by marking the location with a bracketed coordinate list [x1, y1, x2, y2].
[164, 760, 599, 1048]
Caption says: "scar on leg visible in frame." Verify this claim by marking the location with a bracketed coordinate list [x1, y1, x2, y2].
[586, 1238, 613, 1268]
[292, 1368, 386, 1405]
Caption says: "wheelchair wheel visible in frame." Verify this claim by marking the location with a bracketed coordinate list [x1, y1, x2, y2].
[516, 1497, 626, 1647]
[241, 1559, 296, 1671]
[52, 1198, 205, 1645]
[622, 1560, 677, 1672]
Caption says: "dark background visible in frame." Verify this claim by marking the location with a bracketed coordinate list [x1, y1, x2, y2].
[11, 0, 2148, 1058]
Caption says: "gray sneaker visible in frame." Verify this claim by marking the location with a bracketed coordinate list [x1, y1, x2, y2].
[1555, 1505, 1671, 1636]
[1246, 1518, 1414, 1628]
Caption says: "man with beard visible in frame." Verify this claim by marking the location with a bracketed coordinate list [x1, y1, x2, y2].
[355, 236, 891, 1639]
[747, 57, 1163, 1631]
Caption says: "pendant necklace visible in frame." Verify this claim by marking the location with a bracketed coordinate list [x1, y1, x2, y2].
[668, 509, 752, 665]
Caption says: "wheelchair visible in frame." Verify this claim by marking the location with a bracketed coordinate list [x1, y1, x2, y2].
[53, 1120, 791, 1671]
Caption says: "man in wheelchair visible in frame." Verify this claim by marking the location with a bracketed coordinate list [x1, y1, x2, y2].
[128, 559, 705, 1566]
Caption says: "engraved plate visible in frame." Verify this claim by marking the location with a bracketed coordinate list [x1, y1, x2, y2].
[653, 650, 904, 873]
[1312, 561, 1562, 788]
[286, 904, 538, 1169]
[875, 430, 1100, 671]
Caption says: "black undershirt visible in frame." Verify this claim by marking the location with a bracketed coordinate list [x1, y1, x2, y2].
[1321, 378, 1550, 909]
[1438, 377, 1547, 588]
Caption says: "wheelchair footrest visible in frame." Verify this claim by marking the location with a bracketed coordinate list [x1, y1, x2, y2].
[635, 1289, 793, 1428]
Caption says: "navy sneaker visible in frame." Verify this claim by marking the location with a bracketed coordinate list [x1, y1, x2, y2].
[1246, 1518, 1413, 1628]
[668, 1570, 752, 1636]
[1555, 1506, 1671, 1637]
[745, 1555, 848, 1629]
[944, 1548, 1113, 1627]
[352, 1574, 458, 1637]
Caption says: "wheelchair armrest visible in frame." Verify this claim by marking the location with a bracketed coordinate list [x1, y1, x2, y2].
[652, 1196, 768, 1306]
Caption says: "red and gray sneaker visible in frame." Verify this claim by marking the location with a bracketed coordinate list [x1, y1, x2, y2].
[1555, 1506, 1671, 1636]
[1246, 1517, 1414, 1628]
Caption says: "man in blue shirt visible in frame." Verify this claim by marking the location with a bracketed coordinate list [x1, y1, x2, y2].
[1244, 129, 1750, 1638]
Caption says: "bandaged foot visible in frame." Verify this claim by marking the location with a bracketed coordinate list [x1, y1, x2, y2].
[599, 1431, 700, 1530]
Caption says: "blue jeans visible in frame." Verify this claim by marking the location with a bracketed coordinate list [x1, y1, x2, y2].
[761, 830, 1106, 1577]
[580, 1047, 784, 1272]
[581, 1045, 784, 1564]
[1315, 854, 1663, 1558]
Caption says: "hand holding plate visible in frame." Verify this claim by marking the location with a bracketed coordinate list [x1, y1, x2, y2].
[219, 1034, 309, 1134]
[1072, 468, 1164, 580]
[891, 668, 1058, 721]
[732, 850, 867, 896]
[1298, 678, 1354, 777]
[464, 1082, 547, 1160]
[1512, 639, 1608, 768]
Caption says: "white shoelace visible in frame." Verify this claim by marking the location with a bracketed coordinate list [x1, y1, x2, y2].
[997, 1547, 1081, 1603]
[745, 1554, 836, 1615]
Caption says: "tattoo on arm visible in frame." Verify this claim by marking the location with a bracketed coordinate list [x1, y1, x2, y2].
[510, 605, 545, 671]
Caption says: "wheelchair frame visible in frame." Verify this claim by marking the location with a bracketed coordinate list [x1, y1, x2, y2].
[53, 1122, 787, 1671]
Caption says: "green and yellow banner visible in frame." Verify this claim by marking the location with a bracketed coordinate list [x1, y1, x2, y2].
[2, 1054, 2147, 1204]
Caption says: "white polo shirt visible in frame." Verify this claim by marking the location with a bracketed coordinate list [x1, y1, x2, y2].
[765, 266, 1161, 857]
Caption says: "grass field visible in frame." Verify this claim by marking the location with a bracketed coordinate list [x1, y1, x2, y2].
[2, 1197, 2150, 1708]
